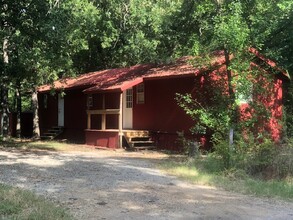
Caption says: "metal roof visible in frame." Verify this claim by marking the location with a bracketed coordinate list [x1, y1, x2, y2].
[38, 50, 287, 94]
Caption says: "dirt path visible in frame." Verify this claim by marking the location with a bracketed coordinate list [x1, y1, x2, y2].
[0, 149, 292, 220]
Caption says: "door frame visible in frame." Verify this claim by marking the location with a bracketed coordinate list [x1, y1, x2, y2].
[122, 88, 133, 129]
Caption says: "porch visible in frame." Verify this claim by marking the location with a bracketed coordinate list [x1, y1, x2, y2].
[85, 90, 155, 149]
[85, 91, 123, 148]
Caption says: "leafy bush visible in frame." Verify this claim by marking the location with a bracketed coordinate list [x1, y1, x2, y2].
[245, 138, 277, 177]
[271, 143, 293, 179]
[212, 139, 231, 169]
[176, 131, 200, 158]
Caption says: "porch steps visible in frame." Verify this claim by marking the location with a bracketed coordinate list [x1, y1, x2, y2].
[123, 130, 156, 151]
[41, 126, 64, 140]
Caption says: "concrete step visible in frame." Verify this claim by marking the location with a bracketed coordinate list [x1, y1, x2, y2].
[130, 136, 152, 142]
[131, 140, 155, 147]
[133, 146, 156, 151]
[124, 130, 150, 137]
[123, 130, 156, 150]
[41, 126, 64, 140]
[40, 136, 54, 140]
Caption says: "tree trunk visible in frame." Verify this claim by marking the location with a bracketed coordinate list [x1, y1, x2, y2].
[16, 87, 22, 138]
[1, 38, 10, 139]
[0, 87, 10, 138]
[224, 48, 237, 155]
[32, 89, 40, 139]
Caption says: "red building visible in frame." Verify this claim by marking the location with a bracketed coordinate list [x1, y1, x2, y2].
[38, 52, 289, 150]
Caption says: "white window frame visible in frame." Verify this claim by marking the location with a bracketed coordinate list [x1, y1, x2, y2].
[126, 89, 133, 108]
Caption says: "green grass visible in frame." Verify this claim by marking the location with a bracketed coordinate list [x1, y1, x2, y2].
[0, 183, 72, 220]
[0, 139, 95, 152]
[159, 156, 293, 201]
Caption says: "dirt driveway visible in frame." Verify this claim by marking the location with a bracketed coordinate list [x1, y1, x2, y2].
[0, 148, 292, 220]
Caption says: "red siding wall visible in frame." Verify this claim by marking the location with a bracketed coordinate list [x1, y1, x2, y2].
[132, 76, 201, 151]
[133, 77, 196, 132]
[240, 78, 284, 141]
[85, 130, 119, 148]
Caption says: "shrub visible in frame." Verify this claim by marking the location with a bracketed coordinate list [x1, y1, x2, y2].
[245, 138, 277, 177]
[271, 143, 293, 179]
[211, 134, 293, 180]
[176, 131, 200, 158]
[213, 139, 231, 169]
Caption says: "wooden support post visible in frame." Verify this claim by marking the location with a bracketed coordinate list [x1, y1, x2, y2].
[119, 92, 123, 148]
[101, 94, 106, 130]
[87, 113, 91, 129]
[102, 114, 106, 130]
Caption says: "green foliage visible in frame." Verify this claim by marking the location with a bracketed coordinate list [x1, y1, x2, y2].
[213, 1, 249, 52]
[211, 134, 293, 180]
[245, 138, 277, 175]
[176, 90, 230, 138]
[212, 139, 231, 169]
[283, 82, 293, 138]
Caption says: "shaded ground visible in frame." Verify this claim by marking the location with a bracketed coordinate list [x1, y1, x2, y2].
[0, 148, 292, 220]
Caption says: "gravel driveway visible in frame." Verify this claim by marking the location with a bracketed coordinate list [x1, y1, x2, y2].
[0, 148, 292, 220]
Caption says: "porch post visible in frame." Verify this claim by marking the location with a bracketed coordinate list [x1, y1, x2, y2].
[119, 92, 123, 148]
[87, 112, 91, 129]
[101, 114, 106, 130]
[101, 94, 106, 130]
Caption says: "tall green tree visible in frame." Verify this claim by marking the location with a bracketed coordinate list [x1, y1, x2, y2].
[170, 0, 292, 146]
[0, 0, 100, 138]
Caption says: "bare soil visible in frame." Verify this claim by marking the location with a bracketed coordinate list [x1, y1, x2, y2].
[0, 148, 292, 220]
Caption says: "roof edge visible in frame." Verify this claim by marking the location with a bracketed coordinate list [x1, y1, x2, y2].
[249, 47, 290, 81]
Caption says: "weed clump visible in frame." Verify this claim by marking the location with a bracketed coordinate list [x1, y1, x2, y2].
[211, 135, 293, 180]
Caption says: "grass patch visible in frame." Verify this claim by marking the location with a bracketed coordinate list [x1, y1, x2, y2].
[160, 159, 214, 186]
[0, 183, 72, 220]
[0, 139, 95, 152]
[159, 156, 293, 201]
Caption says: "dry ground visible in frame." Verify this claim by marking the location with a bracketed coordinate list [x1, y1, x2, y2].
[0, 147, 292, 220]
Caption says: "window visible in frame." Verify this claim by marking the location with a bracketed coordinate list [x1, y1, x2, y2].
[136, 83, 145, 104]
[87, 95, 93, 108]
[126, 89, 133, 108]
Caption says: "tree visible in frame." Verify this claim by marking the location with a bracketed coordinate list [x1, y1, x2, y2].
[171, 0, 292, 152]
[0, 0, 100, 138]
